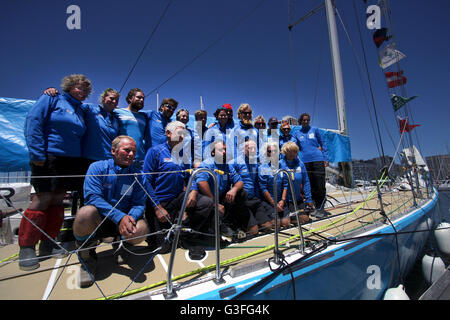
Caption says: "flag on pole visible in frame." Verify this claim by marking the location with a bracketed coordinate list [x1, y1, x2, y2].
[398, 116, 420, 133]
[373, 28, 392, 48]
[385, 71, 407, 89]
[378, 43, 406, 69]
[391, 94, 418, 111]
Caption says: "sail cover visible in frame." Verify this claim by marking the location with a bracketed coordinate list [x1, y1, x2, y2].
[0, 97, 35, 172]
[0, 97, 352, 172]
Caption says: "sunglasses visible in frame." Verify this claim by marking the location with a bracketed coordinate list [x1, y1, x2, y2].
[163, 104, 176, 111]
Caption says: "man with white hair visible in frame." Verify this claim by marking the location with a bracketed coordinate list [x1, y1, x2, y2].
[143, 121, 214, 250]
[233, 103, 258, 161]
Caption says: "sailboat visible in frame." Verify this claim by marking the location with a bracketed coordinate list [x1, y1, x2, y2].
[0, 0, 442, 300]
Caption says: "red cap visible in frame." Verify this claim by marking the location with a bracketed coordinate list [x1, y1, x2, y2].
[222, 103, 232, 110]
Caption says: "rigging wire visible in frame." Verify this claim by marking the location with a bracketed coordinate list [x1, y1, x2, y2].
[311, 18, 326, 123]
[351, 0, 386, 165]
[334, 6, 382, 159]
[378, 0, 424, 162]
[118, 0, 174, 94]
[146, 0, 266, 96]
[288, 0, 300, 116]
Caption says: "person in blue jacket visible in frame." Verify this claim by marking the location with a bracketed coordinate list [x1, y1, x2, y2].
[176, 108, 196, 168]
[203, 107, 234, 163]
[294, 113, 329, 211]
[72, 135, 150, 287]
[279, 121, 297, 151]
[19, 74, 92, 271]
[114, 88, 148, 168]
[233, 103, 258, 160]
[193, 109, 208, 167]
[195, 140, 248, 238]
[143, 121, 214, 250]
[81, 89, 120, 162]
[280, 141, 314, 224]
[145, 97, 178, 150]
[258, 141, 290, 228]
[231, 140, 274, 235]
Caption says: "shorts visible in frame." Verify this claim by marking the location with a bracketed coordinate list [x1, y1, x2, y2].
[30, 155, 89, 193]
[245, 197, 274, 225]
[94, 217, 121, 240]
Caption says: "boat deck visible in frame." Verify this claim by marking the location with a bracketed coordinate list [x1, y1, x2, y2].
[0, 187, 428, 300]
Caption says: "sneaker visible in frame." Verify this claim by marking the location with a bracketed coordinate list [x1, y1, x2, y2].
[219, 224, 235, 238]
[311, 209, 329, 219]
[76, 240, 98, 288]
[19, 246, 39, 271]
[38, 239, 68, 259]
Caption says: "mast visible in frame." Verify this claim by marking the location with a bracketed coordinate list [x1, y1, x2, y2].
[325, 0, 352, 187]
[325, 0, 348, 135]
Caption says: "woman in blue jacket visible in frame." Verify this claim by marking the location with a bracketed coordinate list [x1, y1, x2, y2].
[294, 113, 329, 210]
[280, 141, 313, 224]
[258, 141, 290, 228]
[19, 74, 92, 271]
[203, 107, 234, 162]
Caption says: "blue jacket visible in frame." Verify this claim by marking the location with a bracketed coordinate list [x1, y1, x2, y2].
[81, 103, 120, 161]
[231, 156, 259, 199]
[203, 121, 234, 161]
[233, 121, 258, 160]
[279, 157, 312, 203]
[195, 157, 242, 198]
[83, 159, 148, 225]
[279, 133, 297, 151]
[294, 126, 328, 163]
[24, 93, 86, 161]
[146, 110, 172, 150]
[193, 124, 208, 164]
[258, 162, 288, 202]
[143, 142, 190, 204]
[114, 108, 148, 161]
[179, 126, 195, 167]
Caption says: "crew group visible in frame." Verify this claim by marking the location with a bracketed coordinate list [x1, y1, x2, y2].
[18, 74, 329, 286]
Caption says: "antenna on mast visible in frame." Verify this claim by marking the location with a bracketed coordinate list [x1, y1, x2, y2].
[156, 92, 159, 111]
[200, 96, 204, 110]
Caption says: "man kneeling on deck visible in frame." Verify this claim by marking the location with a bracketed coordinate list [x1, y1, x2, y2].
[143, 121, 214, 252]
[231, 140, 274, 235]
[195, 140, 252, 240]
[72, 136, 150, 288]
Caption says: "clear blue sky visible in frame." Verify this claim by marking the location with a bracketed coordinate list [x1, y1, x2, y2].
[0, 0, 449, 160]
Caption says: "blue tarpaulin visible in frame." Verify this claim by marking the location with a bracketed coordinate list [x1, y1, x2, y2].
[0, 97, 352, 172]
[0, 97, 36, 172]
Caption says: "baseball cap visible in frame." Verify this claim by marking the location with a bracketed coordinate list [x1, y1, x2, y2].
[222, 103, 232, 110]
